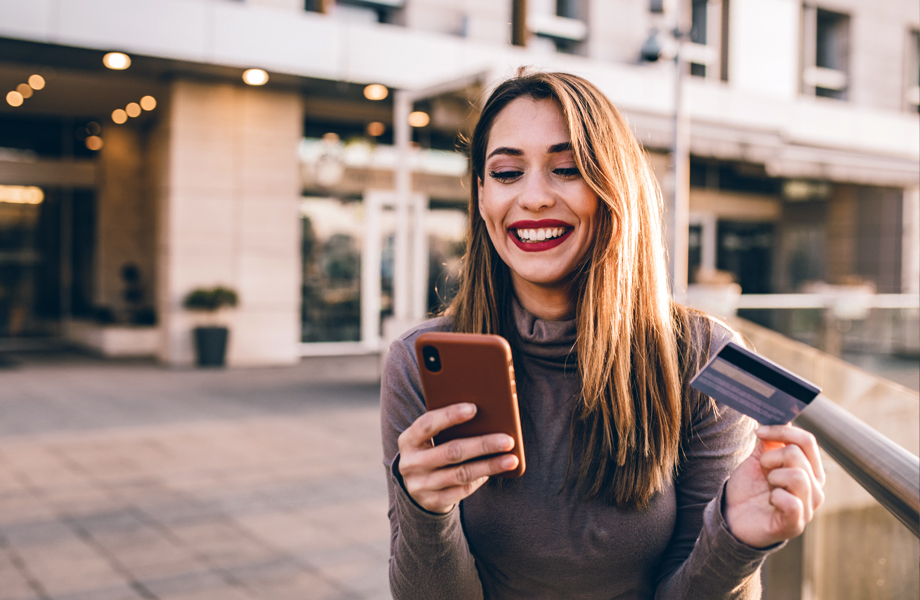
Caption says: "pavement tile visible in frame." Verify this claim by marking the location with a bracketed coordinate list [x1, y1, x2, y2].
[25, 560, 127, 596]
[116, 548, 209, 582]
[154, 588, 251, 600]
[246, 570, 356, 600]
[0, 501, 57, 528]
[107, 530, 192, 558]
[47, 582, 146, 600]
[136, 568, 237, 597]
[1, 518, 72, 547]
[0, 550, 42, 600]
[133, 499, 223, 528]
[300, 544, 390, 596]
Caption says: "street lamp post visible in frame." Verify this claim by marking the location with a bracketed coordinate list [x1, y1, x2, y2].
[671, 23, 691, 302]
[641, 8, 691, 301]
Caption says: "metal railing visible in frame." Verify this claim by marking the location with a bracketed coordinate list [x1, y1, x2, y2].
[732, 315, 920, 538]
[736, 293, 920, 311]
[794, 395, 920, 537]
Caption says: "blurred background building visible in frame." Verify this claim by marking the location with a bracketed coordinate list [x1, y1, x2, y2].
[0, 0, 916, 371]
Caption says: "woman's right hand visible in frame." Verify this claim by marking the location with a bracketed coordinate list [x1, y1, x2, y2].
[397, 402, 519, 514]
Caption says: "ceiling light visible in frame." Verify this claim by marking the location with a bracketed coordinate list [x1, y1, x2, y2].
[85, 136, 104, 151]
[6, 91, 23, 107]
[17, 84, 33, 99]
[0, 185, 44, 205]
[28, 74, 45, 90]
[242, 69, 268, 86]
[112, 109, 128, 124]
[86, 122, 102, 136]
[363, 84, 389, 101]
[366, 122, 386, 137]
[126, 102, 141, 118]
[103, 52, 131, 70]
[407, 111, 430, 128]
[140, 95, 156, 111]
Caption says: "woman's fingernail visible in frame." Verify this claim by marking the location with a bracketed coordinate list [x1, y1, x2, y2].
[461, 403, 476, 416]
[501, 456, 516, 469]
[755, 426, 767, 435]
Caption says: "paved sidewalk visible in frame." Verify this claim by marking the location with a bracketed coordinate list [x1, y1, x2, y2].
[0, 352, 390, 600]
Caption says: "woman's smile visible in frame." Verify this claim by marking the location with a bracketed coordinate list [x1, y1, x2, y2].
[507, 219, 574, 251]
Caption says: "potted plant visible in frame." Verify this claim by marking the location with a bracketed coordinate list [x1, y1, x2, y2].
[183, 286, 239, 367]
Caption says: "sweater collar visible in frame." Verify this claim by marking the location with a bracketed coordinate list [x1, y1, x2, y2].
[512, 297, 578, 361]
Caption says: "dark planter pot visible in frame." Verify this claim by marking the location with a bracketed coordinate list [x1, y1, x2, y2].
[193, 326, 229, 367]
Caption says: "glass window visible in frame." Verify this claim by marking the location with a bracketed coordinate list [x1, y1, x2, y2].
[426, 206, 467, 315]
[300, 197, 363, 343]
[814, 9, 850, 99]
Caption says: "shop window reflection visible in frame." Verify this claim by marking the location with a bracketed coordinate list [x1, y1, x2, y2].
[426, 205, 467, 315]
[300, 197, 363, 343]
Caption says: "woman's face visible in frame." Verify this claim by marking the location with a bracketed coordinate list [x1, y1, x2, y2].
[478, 97, 599, 298]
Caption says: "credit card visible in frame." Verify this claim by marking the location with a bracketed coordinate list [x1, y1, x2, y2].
[689, 342, 821, 425]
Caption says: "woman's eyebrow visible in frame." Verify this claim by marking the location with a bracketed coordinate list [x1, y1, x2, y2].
[486, 147, 523, 159]
[486, 141, 571, 160]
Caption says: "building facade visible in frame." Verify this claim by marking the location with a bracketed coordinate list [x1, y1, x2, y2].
[0, 0, 917, 365]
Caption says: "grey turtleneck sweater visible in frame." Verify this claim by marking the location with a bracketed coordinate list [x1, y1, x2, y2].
[381, 303, 776, 599]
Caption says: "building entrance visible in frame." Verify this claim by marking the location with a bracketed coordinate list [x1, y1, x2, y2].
[0, 185, 95, 341]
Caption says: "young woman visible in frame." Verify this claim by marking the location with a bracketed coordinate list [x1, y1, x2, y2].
[380, 71, 824, 599]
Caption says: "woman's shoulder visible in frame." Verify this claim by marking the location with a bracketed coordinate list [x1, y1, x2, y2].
[679, 306, 738, 354]
[385, 316, 454, 369]
[394, 316, 453, 344]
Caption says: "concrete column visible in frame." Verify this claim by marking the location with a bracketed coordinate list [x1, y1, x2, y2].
[95, 123, 156, 319]
[157, 80, 302, 366]
[903, 187, 919, 294]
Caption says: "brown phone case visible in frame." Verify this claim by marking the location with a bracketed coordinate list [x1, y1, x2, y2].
[415, 332, 525, 478]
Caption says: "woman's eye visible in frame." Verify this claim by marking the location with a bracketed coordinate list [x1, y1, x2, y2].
[554, 167, 580, 178]
[489, 170, 523, 182]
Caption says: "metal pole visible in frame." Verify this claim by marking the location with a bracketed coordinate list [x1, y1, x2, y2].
[393, 91, 412, 321]
[671, 12, 691, 301]
[361, 192, 382, 349]
[511, 0, 528, 47]
[794, 395, 920, 538]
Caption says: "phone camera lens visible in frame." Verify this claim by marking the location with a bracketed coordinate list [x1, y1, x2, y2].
[421, 346, 441, 372]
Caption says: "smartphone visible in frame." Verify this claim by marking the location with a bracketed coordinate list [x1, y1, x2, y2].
[415, 332, 525, 478]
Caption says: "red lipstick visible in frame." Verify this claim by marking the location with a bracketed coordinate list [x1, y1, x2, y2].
[507, 220, 574, 253]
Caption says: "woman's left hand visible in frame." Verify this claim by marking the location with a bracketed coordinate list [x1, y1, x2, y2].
[724, 425, 826, 549]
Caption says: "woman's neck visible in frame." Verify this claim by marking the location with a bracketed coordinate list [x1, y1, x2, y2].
[512, 277, 575, 321]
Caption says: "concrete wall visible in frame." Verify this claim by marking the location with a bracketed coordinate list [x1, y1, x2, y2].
[157, 80, 302, 366]
[729, 0, 801, 99]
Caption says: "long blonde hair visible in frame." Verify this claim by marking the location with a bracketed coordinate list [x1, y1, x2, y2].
[449, 71, 693, 509]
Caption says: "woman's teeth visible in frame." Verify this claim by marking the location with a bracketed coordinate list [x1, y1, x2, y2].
[515, 227, 567, 242]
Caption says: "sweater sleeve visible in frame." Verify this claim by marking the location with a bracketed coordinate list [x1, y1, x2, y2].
[380, 334, 484, 600]
[654, 403, 772, 599]
[654, 321, 780, 599]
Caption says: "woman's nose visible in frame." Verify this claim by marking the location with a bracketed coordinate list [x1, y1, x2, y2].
[518, 173, 556, 212]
